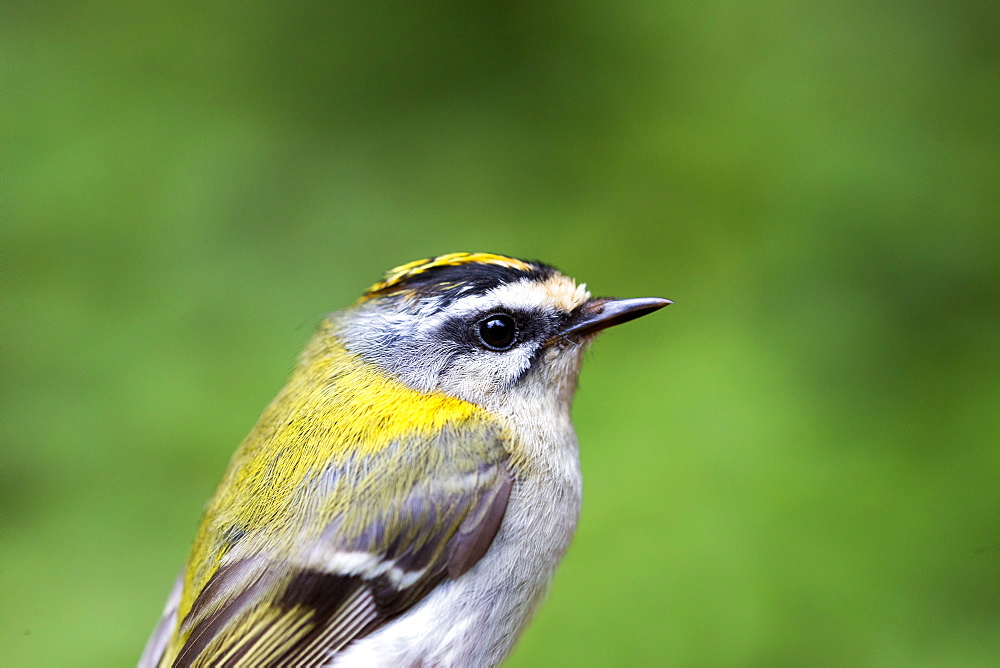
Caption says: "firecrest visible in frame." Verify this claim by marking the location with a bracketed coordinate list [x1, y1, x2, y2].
[140, 252, 670, 667]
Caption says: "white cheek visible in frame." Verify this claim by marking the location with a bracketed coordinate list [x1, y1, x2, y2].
[440, 345, 536, 401]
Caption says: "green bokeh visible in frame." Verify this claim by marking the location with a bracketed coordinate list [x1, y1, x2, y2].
[4, 2, 998, 665]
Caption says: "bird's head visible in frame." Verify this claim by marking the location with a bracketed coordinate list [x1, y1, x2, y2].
[330, 253, 669, 415]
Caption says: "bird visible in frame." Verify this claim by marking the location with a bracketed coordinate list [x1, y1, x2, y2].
[139, 252, 670, 667]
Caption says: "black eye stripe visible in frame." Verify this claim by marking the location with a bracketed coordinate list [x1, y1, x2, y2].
[437, 309, 553, 353]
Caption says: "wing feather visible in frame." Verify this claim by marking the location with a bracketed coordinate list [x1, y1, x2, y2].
[150, 424, 513, 668]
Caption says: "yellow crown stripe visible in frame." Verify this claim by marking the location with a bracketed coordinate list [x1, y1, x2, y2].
[363, 252, 534, 297]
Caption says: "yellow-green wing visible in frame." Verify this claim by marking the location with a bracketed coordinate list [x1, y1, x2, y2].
[144, 421, 512, 668]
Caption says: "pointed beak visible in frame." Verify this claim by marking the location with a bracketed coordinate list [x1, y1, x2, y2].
[558, 297, 672, 339]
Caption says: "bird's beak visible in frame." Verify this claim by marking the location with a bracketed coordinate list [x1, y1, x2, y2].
[558, 297, 672, 340]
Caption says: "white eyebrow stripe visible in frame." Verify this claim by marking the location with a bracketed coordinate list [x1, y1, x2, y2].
[429, 277, 590, 322]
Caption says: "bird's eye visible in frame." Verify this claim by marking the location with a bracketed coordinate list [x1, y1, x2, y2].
[477, 314, 518, 350]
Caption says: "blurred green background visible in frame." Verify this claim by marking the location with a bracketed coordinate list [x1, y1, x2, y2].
[4, 2, 999, 665]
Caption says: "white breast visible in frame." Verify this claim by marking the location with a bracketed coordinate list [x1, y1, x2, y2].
[330, 413, 582, 668]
